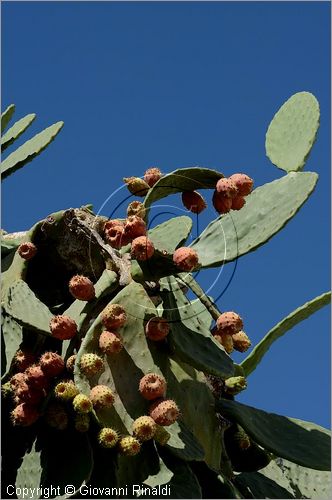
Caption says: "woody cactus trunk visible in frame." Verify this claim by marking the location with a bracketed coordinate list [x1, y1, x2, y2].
[1, 93, 331, 499]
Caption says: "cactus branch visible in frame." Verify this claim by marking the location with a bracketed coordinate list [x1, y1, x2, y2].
[176, 273, 221, 321]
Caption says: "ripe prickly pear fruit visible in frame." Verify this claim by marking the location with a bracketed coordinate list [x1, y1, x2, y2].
[124, 216, 147, 240]
[123, 177, 150, 196]
[75, 413, 90, 433]
[55, 380, 79, 401]
[132, 416, 156, 441]
[25, 365, 49, 390]
[99, 331, 123, 355]
[232, 330, 251, 352]
[73, 394, 93, 414]
[149, 399, 180, 426]
[118, 436, 141, 456]
[66, 354, 76, 373]
[50, 315, 77, 340]
[139, 373, 167, 400]
[145, 317, 170, 341]
[104, 219, 124, 232]
[10, 372, 27, 390]
[127, 201, 146, 219]
[216, 311, 243, 335]
[182, 191, 207, 214]
[69, 275, 95, 301]
[14, 349, 36, 372]
[14, 384, 45, 405]
[173, 247, 199, 271]
[40, 352, 65, 378]
[229, 173, 253, 196]
[214, 333, 234, 354]
[11, 403, 39, 426]
[154, 425, 171, 446]
[18, 242, 37, 260]
[101, 303, 127, 330]
[231, 196, 246, 211]
[90, 385, 115, 410]
[45, 402, 68, 430]
[131, 236, 155, 261]
[105, 224, 128, 249]
[144, 167, 162, 187]
[212, 190, 232, 214]
[98, 428, 119, 448]
[80, 353, 105, 378]
[216, 178, 238, 198]
[224, 376, 247, 395]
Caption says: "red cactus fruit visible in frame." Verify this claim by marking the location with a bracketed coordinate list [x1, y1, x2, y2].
[118, 436, 141, 456]
[229, 173, 254, 196]
[105, 224, 128, 249]
[101, 303, 127, 330]
[11, 403, 39, 426]
[182, 191, 207, 214]
[90, 385, 115, 410]
[14, 349, 36, 372]
[18, 242, 37, 260]
[216, 178, 238, 198]
[173, 247, 199, 271]
[131, 236, 154, 261]
[132, 416, 157, 441]
[212, 190, 233, 214]
[69, 275, 95, 301]
[214, 333, 234, 354]
[45, 402, 68, 430]
[99, 331, 123, 355]
[123, 176, 150, 196]
[73, 394, 93, 413]
[40, 352, 65, 378]
[10, 372, 27, 390]
[55, 380, 79, 401]
[144, 167, 162, 187]
[127, 201, 146, 219]
[75, 413, 90, 433]
[149, 399, 180, 426]
[216, 311, 243, 335]
[231, 196, 246, 211]
[124, 216, 147, 240]
[139, 373, 167, 400]
[50, 315, 77, 340]
[66, 354, 76, 373]
[104, 219, 124, 232]
[98, 428, 119, 448]
[79, 353, 104, 378]
[25, 365, 49, 390]
[145, 317, 170, 341]
[14, 384, 45, 405]
[232, 330, 251, 352]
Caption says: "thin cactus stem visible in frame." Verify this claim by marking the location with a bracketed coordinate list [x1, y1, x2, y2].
[176, 273, 221, 321]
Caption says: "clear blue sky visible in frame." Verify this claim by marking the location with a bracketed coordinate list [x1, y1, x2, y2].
[2, 1, 330, 428]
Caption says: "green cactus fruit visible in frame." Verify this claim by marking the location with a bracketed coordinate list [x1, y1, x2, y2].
[145, 317, 170, 341]
[224, 426, 272, 472]
[49, 315, 78, 340]
[66, 354, 76, 373]
[123, 176, 150, 196]
[45, 402, 68, 430]
[75, 413, 90, 433]
[173, 247, 199, 271]
[229, 173, 254, 196]
[25, 365, 49, 390]
[231, 196, 246, 211]
[232, 330, 251, 352]
[212, 190, 232, 214]
[182, 191, 207, 214]
[17, 242, 37, 260]
[127, 200, 146, 219]
[153, 424, 171, 446]
[14, 349, 37, 372]
[216, 311, 243, 335]
[98, 428, 119, 449]
[1, 382, 13, 399]
[224, 376, 247, 395]
[233, 426, 251, 450]
[131, 236, 155, 261]
[124, 215, 147, 240]
[144, 167, 162, 187]
[132, 416, 157, 441]
[11, 403, 39, 426]
[90, 385, 115, 410]
[213, 332, 234, 354]
[73, 394, 93, 414]
[101, 303, 127, 330]
[149, 399, 180, 426]
[55, 380, 79, 401]
[216, 178, 238, 198]
[79, 353, 105, 378]
[139, 373, 167, 400]
[118, 436, 141, 456]
[99, 331, 123, 355]
[40, 352, 65, 377]
[69, 275, 95, 301]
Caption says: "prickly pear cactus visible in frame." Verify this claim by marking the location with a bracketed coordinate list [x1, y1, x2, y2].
[1, 95, 330, 499]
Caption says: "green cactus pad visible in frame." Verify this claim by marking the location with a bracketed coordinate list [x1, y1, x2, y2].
[1, 312, 22, 376]
[190, 172, 318, 268]
[148, 216, 193, 253]
[266, 92, 320, 172]
[144, 167, 223, 211]
[1, 104, 15, 133]
[1, 113, 36, 151]
[1, 235, 25, 258]
[241, 291, 331, 376]
[216, 399, 331, 471]
[1, 121, 64, 180]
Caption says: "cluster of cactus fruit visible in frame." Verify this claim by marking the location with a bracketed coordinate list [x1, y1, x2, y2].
[1, 92, 331, 499]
